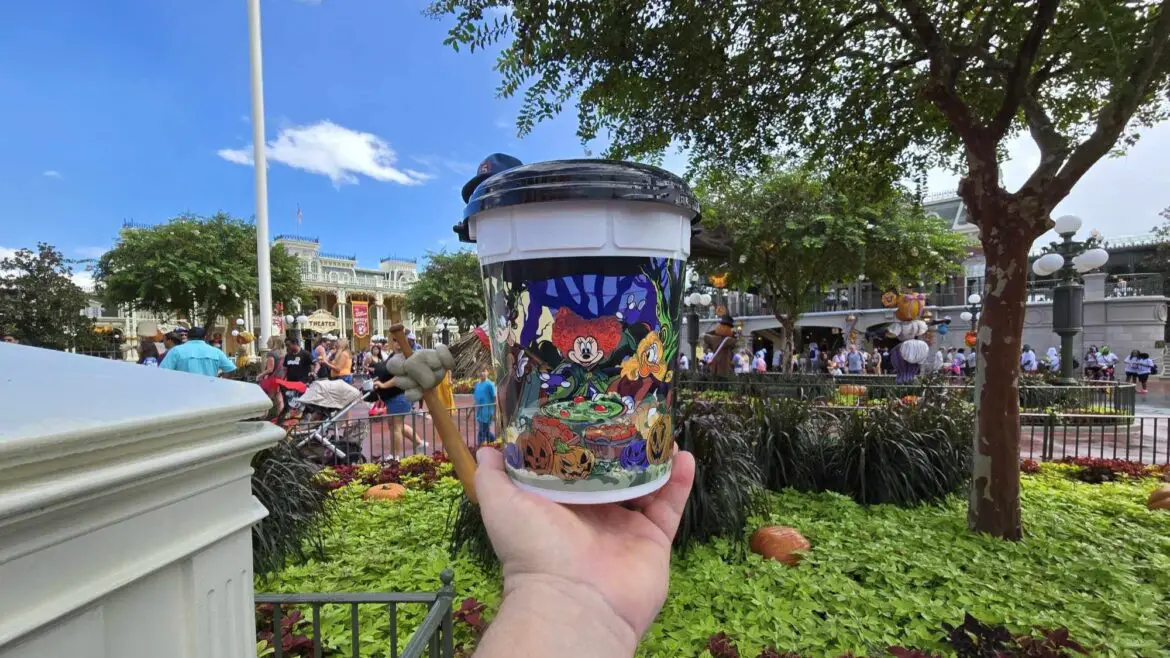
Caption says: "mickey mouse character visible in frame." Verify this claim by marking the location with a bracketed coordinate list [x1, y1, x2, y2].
[540, 307, 623, 401]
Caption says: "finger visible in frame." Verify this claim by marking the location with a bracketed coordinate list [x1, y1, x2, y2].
[474, 447, 518, 518]
[639, 451, 695, 542]
[436, 344, 454, 369]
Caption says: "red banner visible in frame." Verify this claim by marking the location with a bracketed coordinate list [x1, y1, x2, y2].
[352, 301, 370, 338]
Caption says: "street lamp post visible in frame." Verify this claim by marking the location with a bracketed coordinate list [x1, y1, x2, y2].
[1031, 215, 1110, 385]
[959, 293, 982, 332]
[683, 287, 712, 369]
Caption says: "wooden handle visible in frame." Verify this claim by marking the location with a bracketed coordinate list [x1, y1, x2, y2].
[389, 324, 478, 504]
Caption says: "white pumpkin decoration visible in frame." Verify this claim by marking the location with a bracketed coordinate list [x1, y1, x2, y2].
[886, 322, 902, 338]
[897, 323, 918, 341]
[911, 320, 929, 337]
[900, 339, 930, 364]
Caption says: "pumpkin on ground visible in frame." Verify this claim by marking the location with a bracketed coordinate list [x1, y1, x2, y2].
[363, 483, 406, 501]
[551, 445, 596, 480]
[838, 385, 868, 397]
[750, 526, 810, 567]
[519, 430, 555, 475]
[1148, 485, 1170, 510]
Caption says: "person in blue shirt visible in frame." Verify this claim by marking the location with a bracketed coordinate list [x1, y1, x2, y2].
[473, 367, 498, 445]
[159, 326, 237, 377]
[845, 344, 863, 374]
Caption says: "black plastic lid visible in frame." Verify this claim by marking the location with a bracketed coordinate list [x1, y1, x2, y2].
[455, 159, 701, 243]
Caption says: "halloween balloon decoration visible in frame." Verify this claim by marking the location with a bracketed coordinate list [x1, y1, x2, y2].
[965, 331, 978, 347]
[883, 291, 931, 384]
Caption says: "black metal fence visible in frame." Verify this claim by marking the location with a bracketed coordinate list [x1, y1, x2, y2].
[1021, 414, 1168, 465]
[289, 404, 494, 463]
[255, 570, 456, 658]
[677, 373, 1138, 415]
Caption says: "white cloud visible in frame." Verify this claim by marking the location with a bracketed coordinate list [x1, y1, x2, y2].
[43, 170, 62, 179]
[0, 246, 92, 291]
[71, 270, 95, 292]
[494, 117, 513, 131]
[925, 122, 1170, 243]
[218, 120, 430, 187]
[217, 148, 253, 165]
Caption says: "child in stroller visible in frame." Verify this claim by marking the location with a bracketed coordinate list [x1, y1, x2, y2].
[287, 379, 372, 464]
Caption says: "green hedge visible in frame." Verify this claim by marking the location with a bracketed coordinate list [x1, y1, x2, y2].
[259, 468, 1170, 657]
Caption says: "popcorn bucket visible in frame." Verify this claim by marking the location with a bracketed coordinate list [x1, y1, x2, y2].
[456, 159, 699, 503]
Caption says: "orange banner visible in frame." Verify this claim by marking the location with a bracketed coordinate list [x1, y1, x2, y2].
[352, 301, 370, 338]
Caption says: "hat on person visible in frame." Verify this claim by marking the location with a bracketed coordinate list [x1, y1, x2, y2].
[462, 153, 524, 202]
[718, 313, 734, 327]
[174, 326, 188, 334]
[188, 326, 207, 340]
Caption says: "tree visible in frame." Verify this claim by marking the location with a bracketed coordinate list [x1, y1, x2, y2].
[699, 166, 970, 370]
[432, 0, 1170, 540]
[0, 243, 108, 351]
[405, 249, 486, 331]
[94, 213, 303, 331]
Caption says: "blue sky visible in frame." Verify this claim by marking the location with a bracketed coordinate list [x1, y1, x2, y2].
[0, 0, 610, 269]
[2, 0, 1168, 277]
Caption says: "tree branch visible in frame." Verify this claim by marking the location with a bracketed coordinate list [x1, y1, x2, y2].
[893, 0, 984, 143]
[1049, 0, 1170, 203]
[989, 0, 1062, 139]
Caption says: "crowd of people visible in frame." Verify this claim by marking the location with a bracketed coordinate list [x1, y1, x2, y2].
[134, 326, 498, 457]
[682, 334, 1160, 392]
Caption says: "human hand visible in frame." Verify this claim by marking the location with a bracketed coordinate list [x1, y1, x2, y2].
[473, 446, 695, 655]
[385, 345, 454, 401]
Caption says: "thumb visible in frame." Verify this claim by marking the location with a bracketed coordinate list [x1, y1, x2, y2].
[474, 447, 519, 519]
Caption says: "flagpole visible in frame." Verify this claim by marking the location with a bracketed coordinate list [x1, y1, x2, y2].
[248, 0, 273, 348]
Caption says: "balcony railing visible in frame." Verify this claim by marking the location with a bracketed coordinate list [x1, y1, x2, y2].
[693, 272, 1166, 319]
[301, 271, 411, 292]
[255, 570, 455, 658]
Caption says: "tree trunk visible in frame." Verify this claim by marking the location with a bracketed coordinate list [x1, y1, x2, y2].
[967, 209, 1038, 540]
[203, 303, 219, 336]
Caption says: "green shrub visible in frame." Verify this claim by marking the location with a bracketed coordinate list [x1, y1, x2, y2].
[251, 439, 330, 578]
[751, 397, 821, 491]
[260, 473, 1170, 657]
[675, 399, 769, 552]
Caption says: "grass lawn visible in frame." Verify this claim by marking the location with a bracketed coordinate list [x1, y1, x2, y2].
[259, 466, 1170, 657]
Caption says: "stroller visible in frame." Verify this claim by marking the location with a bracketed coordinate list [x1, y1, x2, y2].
[288, 379, 372, 464]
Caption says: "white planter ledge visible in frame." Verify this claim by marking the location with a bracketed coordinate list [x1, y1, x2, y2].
[0, 344, 283, 658]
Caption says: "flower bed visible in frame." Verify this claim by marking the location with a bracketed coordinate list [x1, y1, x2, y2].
[258, 464, 1170, 657]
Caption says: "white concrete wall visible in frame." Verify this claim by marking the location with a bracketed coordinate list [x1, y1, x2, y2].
[0, 345, 283, 658]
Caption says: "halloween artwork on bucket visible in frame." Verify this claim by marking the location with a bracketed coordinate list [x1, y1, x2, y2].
[484, 257, 683, 497]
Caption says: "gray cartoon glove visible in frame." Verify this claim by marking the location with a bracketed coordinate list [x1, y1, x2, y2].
[386, 344, 455, 402]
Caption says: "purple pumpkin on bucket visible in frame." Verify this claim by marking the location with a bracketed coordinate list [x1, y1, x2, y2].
[620, 439, 650, 471]
[503, 442, 523, 469]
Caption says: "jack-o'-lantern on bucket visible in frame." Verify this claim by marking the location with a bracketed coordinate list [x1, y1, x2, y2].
[455, 156, 697, 504]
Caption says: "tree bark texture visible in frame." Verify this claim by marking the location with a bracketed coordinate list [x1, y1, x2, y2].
[966, 205, 1042, 541]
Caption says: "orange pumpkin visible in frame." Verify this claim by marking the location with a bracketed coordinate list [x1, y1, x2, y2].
[645, 414, 674, 465]
[363, 483, 406, 501]
[709, 272, 729, 289]
[750, 526, 810, 567]
[964, 331, 978, 347]
[519, 430, 555, 475]
[894, 293, 926, 321]
[551, 445, 595, 480]
[1148, 485, 1170, 510]
[880, 291, 898, 308]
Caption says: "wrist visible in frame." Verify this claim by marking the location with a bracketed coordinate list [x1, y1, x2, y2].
[480, 574, 638, 658]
